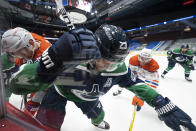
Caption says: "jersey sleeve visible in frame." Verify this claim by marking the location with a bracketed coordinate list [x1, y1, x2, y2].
[9, 63, 51, 95]
[129, 55, 140, 66]
[129, 64, 139, 72]
[118, 68, 144, 87]
[31, 32, 51, 60]
[142, 59, 159, 72]
[119, 68, 159, 106]
[186, 50, 194, 64]
[125, 84, 158, 106]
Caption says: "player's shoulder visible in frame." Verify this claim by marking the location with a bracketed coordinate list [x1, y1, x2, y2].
[31, 32, 44, 40]
[172, 48, 181, 54]
[144, 59, 159, 72]
[150, 59, 159, 71]
[129, 54, 140, 66]
[150, 59, 159, 66]
[186, 50, 194, 56]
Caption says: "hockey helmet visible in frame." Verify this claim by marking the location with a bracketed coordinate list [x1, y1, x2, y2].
[138, 48, 152, 64]
[181, 44, 189, 49]
[1, 27, 35, 53]
[94, 24, 129, 62]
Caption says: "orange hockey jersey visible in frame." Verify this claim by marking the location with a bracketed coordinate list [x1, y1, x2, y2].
[129, 54, 159, 88]
[129, 54, 159, 72]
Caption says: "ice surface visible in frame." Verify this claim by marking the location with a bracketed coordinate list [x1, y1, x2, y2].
[9, 55, 196, 131]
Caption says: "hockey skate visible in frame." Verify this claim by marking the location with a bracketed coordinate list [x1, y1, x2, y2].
[113, 89, 122, 96]
[92, 120, 110, 130]
[185, 77, 192, 82]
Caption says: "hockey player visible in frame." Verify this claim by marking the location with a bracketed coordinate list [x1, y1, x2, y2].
[1, 27, 51, 116]
[161, 45, 194, 81]
[113, 48, 159, 111]
[7, 24, 196, 131]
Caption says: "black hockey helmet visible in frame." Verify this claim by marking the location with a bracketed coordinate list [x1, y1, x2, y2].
[94, 24, 129, 62]
[181, 44, 189, 49]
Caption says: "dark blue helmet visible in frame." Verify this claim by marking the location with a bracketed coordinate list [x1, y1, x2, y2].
[181, 45, 189, 49]
[95, 24, 129, 62]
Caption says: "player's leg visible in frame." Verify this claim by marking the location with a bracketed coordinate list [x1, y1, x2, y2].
[184, 66, 192, 82]
[161, 60, 176, 78]
[24, 90, 46, 116]
[36, 86, 67, 130]
[75, 100, 110, 130]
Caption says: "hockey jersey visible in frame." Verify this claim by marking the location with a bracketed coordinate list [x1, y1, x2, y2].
[170, 48, 194, 65]
[2, 33, 51, 101]
[129, 54, 159, 88]
[9, 62, 158, 106]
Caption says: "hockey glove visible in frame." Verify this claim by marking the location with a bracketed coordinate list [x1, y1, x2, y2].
[188, 64, 195, 70]
[132, 96, 144, 111]
[3, 65, 20, 85]
[152, 94, 196, 131]
[69, 27, 101, 61]
[41, 27, 101, 68]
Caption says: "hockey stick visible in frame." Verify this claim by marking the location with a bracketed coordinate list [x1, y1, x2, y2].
[20, 95, 24, 110]
[129, 105, 137, 131]
[55, 0, 75, 30]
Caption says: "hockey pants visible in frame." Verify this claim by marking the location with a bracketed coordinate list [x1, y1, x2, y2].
[36, 86, 103, 130]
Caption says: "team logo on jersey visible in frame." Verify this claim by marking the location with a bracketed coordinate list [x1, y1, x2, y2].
[103, 78, 112, 88]
[175, 56, 185, 62]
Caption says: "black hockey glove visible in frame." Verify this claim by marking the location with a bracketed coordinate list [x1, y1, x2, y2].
[167, 51, 174, 60]
[188, 64, 195, 70]
[152, 94, 196, 131]
[38, 27, 101, 82]
[3, 65, 20, 86]
[69, 27, 101, 61]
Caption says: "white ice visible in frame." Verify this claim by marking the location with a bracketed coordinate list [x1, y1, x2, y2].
[9, 55, 196, 131]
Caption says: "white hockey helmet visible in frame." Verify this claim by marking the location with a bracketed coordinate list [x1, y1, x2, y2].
[1, 27, 35, 53]
[138, 48, 152, 64]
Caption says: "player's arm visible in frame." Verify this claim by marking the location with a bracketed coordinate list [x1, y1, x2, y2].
[126, 83, 158, 106]
[1, 53, 20, 85]
[1, 53, 15, 70]
[129, 64, 139, 75]
[185, 50, 194, 65]
[37, 27, 101, 83]
[128, 84, 196, 130]
[9, 63, 51, 95]
[167, 50, 174, 60]
[119, 69, 196, 130]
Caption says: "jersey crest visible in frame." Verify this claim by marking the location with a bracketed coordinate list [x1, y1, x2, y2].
[103, 78, 112, 87]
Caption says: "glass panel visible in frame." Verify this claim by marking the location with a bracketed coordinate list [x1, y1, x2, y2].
[0, 36, 7, 118]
